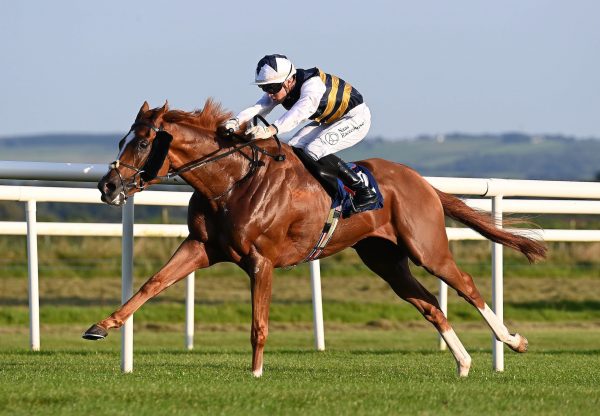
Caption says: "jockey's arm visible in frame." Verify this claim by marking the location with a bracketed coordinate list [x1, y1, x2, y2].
[272, 77, 325, 135]
[236, 94, 278, 125]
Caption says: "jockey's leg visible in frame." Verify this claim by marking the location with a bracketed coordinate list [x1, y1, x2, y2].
[303, 103, 376, 212]
[287, 121, 321, 149]
[335, 158, 378, 210]
[292, 148, 378, 210]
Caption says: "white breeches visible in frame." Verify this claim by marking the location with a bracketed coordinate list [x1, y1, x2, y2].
[287, 103, 371, 160]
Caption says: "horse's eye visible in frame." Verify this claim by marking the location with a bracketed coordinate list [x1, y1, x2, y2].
[138, 140, 150, 150]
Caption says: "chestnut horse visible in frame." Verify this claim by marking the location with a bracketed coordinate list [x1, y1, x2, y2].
[84, 100, 546, 377]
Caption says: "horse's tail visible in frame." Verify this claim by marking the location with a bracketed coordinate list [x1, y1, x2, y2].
[434, 188, 547, 263]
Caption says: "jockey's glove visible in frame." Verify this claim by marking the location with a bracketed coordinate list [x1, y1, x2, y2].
[246, 125, 273, 140]
[223, 118, 240, 132]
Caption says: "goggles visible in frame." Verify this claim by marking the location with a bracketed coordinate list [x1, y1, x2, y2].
[260, 83, 284, 94]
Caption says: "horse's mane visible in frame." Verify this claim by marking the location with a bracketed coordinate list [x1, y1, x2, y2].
[163, 99, 232, 132]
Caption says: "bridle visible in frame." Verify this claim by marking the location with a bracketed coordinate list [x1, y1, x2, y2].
[109, 115, 286, 201]
[109, 121, 167, 200]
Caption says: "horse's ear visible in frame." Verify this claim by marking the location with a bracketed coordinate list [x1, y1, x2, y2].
[138, 101, 150, 118]
[160, 100, 169, 113]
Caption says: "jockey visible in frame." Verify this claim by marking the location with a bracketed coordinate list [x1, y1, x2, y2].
[223, 54, 378, 212]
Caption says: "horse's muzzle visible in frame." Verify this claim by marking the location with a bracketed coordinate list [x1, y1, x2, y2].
[98, 174, 126, 206]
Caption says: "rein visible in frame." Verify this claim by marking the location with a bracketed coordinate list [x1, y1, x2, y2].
[166, 115, 286, 179]
[160, 115, 286, 200]
[111, 115, 286, 201]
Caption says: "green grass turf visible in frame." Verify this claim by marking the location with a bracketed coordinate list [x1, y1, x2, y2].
[1, 328, 599, 416]
[2, 299, 600, 328]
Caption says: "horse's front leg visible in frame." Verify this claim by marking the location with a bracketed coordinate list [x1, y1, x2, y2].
[83, 237, 212, 339]
[245, 255, 274, 377]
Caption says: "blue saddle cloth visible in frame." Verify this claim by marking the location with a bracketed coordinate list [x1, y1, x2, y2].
[332, 163, 384, 218]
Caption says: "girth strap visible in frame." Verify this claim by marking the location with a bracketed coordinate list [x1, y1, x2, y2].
[302, 205, 342, 262]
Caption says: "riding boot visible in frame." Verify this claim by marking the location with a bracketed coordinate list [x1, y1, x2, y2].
[336, 159, 378, 211]
[292, 147, 339, 197]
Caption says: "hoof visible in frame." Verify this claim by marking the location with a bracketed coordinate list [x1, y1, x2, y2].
[508, 333, 528, 353]
[82, 324, 108, 341]
[457, 357, 472, 377]
[252, 366, 263, 378]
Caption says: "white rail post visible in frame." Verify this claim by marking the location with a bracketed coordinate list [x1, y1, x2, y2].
[438, 281, 448, 350]
[185, 272, 195, 350]
[25, 200, 40, 351]
[492, 195, 504, 371]
[309, 260, 325, 351]
[121, 196, 135, 373]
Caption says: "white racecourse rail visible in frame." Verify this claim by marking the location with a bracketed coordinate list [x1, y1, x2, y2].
[1, 161, 600, 373]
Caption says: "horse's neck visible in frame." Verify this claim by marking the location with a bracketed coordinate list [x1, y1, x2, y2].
[170, 128, 321, 208]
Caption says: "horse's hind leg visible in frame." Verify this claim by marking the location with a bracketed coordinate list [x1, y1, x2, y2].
[425, 255, 527, 353]
[83, 237, 213, 339]
[354, 238, 472, 377]
[402, 218, 528, 353]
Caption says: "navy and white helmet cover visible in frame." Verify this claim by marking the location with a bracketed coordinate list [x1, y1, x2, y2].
[254, 54, 297, 85]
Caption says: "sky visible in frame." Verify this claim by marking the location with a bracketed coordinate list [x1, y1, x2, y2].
[1, 0, 599, 140]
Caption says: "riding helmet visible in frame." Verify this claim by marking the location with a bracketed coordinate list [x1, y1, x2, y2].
[254, 54, 296, 85]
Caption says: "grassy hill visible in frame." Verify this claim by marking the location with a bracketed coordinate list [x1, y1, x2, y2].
[0, 133, 117, 163]
[1, 132, 599, 181]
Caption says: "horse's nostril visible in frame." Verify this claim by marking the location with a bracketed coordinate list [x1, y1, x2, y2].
[99, 179, 117, 196]
[105, 182, 116, 194]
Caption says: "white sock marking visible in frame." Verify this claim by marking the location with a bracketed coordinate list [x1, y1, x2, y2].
[441, 329, 472, 377]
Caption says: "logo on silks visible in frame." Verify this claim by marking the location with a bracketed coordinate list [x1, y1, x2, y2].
[322, 132, 340, 145]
